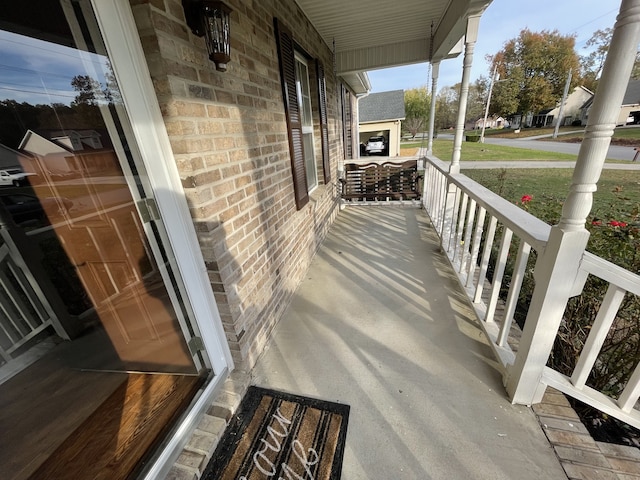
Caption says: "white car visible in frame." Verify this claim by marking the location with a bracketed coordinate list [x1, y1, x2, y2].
[365, 136, 387, 155]
[0, 169, 35, 187]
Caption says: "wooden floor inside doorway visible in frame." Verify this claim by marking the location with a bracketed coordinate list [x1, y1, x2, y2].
[30, 373, 202, 480]
[0, 335, 204, 480]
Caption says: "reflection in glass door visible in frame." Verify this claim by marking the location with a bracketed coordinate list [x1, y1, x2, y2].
[0, 1, 211, 478]
[0, 4, 203, 373]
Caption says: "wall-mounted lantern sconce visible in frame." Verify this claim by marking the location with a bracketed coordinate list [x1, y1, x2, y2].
[183, 1, 232, 72]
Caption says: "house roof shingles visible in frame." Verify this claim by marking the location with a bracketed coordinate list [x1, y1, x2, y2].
[622, 79, 640, 106]
[359, 90, 405, 123]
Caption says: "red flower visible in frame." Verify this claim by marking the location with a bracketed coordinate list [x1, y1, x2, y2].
[521, 195, 532, 203]
[608, 220, 628, 227]
[592, 220, 602, 226]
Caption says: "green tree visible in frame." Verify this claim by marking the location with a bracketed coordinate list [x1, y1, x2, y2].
[434, 85, 458, 130]
[403, 87, 430, 138]
[466, 76, 490, 124]
[431, 78, 489, 131]
[71, 75, 104, 106]
[103, 61, 123, 105]
[487, 29, 581, 116]
[488, 70, 521, 117]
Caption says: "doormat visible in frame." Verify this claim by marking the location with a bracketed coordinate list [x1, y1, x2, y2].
[202, 386, 350, 480]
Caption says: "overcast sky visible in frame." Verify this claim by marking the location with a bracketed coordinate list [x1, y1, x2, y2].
[367, 0, 621, 93]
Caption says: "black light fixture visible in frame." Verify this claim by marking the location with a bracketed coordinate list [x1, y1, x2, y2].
[183, 1, 232, 72]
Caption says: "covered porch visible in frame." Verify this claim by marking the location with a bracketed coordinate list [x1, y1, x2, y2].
[250, 205, 567, 479]
[247, 0, 640, 475]
[169, 0, 640, 477]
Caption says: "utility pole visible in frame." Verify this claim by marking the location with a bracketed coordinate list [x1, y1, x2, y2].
[553, 68, 573, 139]
[480, 65, 498, 143]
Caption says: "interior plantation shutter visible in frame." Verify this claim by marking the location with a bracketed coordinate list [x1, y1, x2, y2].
[316, 60, 330, 184]
[274, 18, 309, 210]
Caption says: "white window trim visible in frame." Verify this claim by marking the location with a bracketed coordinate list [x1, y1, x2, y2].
[294, 52, 318, 192]
[90, 1, 232, 477]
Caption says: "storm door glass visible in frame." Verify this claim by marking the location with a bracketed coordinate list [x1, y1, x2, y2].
[0, 2, 210, 478]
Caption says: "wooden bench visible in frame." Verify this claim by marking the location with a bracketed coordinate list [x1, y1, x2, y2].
[339, 160, 423, 202]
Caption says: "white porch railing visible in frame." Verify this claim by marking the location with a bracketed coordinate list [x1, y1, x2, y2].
[423, 155, 640, 430]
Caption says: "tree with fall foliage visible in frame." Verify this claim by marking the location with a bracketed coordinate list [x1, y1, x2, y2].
[487, 29, 581, 117]
[580, 27, 640, 92]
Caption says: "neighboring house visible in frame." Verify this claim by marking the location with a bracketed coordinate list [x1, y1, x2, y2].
[0, 0, 491, 478]
[617, 78, 640, 125]
[0, 143, 29, 171]
[578, 96, 594, 125]
[580, 78, 640, 126]
[507, 113, 532, 130]
[19, 129, 118, 179]
[531, 86, 594, 127]
[358, 90, 406, 156]
[473, 115, 506, 130]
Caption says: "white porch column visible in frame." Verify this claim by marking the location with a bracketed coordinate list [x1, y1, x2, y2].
[507, 0, 640, 405]
[427, 61, 440, 157]
[450, 15, 480, 174]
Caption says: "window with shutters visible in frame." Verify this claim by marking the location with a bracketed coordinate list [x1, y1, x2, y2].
[274, 18, 330, 210]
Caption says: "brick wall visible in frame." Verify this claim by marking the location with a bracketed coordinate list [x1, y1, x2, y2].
[130, 0, 343, 367]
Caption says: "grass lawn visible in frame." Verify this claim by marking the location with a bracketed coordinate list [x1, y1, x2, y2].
[463, 168, 640, 222]
[400, 139, 578, 161]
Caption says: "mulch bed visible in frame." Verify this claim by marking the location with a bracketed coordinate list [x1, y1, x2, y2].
[571, 398, 640, 448]
[546, 137, 639, 146]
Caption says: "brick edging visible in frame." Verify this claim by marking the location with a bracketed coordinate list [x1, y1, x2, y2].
[535, 388, 640, 479]
[165, 370, 251, 480]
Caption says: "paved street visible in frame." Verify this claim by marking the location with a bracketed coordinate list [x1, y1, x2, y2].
[483, 137, 636, 161]
[436, 132, 638, 161]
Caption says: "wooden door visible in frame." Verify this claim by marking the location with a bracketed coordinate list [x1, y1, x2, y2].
[33, 152, 196, 373]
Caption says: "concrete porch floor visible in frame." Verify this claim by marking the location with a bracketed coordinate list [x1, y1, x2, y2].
[250, 205, 568, 479]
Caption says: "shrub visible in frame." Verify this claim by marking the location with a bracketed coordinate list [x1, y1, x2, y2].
[519, 191, 640, 396]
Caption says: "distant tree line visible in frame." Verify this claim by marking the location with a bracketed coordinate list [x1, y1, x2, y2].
[0, 66, 121, 149]
[403, 27, 640, 134]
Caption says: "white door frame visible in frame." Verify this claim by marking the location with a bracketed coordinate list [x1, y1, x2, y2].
[90, 1, 233, 476]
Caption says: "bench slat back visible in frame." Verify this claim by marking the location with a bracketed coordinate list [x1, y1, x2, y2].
[341, 160, 422, 201]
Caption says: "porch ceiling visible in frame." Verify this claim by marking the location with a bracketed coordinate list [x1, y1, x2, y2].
[294, 0, 492, 75]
